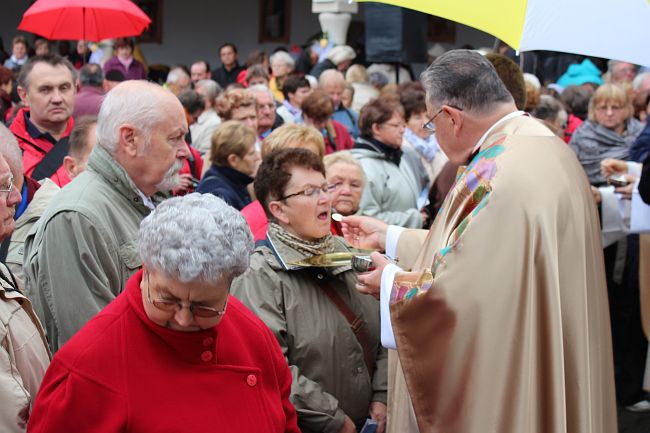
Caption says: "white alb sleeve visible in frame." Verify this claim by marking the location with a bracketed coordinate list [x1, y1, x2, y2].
[380, 263, 401, 349]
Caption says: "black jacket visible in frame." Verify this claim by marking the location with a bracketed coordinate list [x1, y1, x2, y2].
[196, 165, 253, 211]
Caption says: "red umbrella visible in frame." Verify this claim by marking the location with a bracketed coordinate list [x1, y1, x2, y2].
[18, 0, 151, 42]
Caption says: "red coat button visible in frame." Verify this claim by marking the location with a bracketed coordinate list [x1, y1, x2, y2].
[201, 351, 213, 362]
[203, 337, 214, 346]
[246, 374, 257, 387]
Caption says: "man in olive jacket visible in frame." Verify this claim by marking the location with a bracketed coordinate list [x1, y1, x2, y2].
[24, 81, 189, 351]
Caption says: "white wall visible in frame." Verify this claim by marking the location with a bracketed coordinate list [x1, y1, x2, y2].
[0, 1, 494, 69]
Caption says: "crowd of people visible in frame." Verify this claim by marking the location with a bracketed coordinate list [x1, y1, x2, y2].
[0, 32, 649, 433]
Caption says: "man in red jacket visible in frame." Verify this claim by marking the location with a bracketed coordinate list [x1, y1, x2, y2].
[10, 54, 76, 187]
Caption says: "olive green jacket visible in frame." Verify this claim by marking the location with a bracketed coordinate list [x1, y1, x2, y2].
[231, 234, 388, 433]
[23, 146, 165, 352]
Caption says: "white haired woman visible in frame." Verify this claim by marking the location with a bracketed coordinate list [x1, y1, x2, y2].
[269, 51, 295, 102]
[324, 151, 366, 236]
[232, 148, 387, 433]
[27, 194, 300, 433]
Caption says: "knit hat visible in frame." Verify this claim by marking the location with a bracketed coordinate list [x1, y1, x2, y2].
[557, 59, 604, 88]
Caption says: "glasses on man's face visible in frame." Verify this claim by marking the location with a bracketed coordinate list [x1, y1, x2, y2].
[423, 105, 463, 133]
[279, 182, 337, 201]
[145, 272, 228, 318]
[0, 173, 14, 200]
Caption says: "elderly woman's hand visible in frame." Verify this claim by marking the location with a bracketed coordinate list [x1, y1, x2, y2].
[337, 416, 357, 433]
[601, 159, 628, 177]
[369, 401, 387, 433]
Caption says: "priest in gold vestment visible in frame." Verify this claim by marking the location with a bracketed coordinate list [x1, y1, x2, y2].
[343, 50, 616, 433]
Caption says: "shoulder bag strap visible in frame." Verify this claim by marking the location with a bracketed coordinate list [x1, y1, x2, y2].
[31, 137, 70, 181]
[316, 275, 376, 378]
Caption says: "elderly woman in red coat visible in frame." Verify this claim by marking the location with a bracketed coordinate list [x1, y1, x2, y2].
[27, 193, 300, 433]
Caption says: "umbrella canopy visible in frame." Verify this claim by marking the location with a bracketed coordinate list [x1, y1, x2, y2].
[18, 0, 151, 42]
[357, 0, 650, 66]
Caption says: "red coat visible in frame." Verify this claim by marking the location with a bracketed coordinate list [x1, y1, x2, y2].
[28, 270, 300, 433]
[324, 120, 354, 155]
[241, 200, 268, 241]
[175, 143, 204, 195]
[9, 108, 73, 187]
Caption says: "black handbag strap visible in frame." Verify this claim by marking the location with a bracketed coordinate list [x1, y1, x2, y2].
[31, 137, 70, 181]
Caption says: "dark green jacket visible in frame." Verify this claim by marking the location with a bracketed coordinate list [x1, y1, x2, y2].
[24, 146, 164, 352]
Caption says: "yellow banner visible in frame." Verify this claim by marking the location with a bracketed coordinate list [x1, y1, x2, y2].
[357, 0, 526, 49]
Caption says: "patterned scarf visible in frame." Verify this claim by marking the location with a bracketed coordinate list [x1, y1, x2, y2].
[404, 128, 439, 162]
[268, 221, 334, 257]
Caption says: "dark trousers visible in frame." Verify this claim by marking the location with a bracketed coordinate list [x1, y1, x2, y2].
[605, 235, 649, 405]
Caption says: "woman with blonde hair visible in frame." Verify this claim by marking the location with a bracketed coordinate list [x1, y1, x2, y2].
[570, 83, 643, 185]
[241, 123, 326, 240]
[196, 121, 260, 210]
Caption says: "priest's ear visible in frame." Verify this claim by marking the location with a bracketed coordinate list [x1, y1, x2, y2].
[445, 105, 464, 137]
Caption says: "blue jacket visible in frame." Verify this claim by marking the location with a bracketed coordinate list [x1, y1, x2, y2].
[630, 120, 650, 163]
[196, 165, 253, 211]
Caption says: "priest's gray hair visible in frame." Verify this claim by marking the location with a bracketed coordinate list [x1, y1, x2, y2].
[96, 81, 168, 155]
[420, 49, 514, 115]
[138, 193, 254, 283]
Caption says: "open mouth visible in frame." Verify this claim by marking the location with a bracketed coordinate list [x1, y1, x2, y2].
[317, 210, 329, 221]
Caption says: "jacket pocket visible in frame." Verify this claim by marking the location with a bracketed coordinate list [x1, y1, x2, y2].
[118, 240, 141, 271]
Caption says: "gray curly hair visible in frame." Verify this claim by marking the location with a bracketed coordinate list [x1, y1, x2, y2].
[138, 193, 254, 283]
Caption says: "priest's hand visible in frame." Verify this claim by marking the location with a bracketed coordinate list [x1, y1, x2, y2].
[615, 174, 638, 200]
[341, 215, 388, 251]
[356, 252, 391, 300]
[369, 401, 387, 433]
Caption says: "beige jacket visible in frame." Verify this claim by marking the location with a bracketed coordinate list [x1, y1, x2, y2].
[0, 263, 50, 432]
[390, 115, 616, 433]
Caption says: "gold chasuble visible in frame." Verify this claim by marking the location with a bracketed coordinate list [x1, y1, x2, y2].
[390, 115, 616, 433]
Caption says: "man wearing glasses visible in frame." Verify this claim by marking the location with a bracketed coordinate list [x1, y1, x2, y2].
[343, 50, 616, 433]
[0, 125, 50, 432]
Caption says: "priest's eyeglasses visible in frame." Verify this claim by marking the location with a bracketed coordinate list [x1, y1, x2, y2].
[423, 105, 463, 133]
[145, 272, 228, 318]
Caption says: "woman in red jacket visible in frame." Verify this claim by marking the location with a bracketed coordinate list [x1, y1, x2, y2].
[27, 193, 300, 433]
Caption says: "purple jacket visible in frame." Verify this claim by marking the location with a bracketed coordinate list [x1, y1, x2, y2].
[103, 56, 147, 81]
[73, 86, 105, 119]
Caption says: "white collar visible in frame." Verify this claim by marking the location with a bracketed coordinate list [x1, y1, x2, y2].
[136, 189, 156, 210]
[471, 111, 526, 154]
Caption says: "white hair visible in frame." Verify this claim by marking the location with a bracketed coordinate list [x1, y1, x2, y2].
[270, 51, 295, 69]
[523, 73, 541, 90]
[327, 45, 356, 65]
[0, 124, 22, 174]
[195, 79, 222, 101]
[166, 67, 190, 85]
[138, 193, 253, 283]
[96, 81, 168, 154]
[248, 84, 274, 99]
[319, 69, 345, 87]
[632, 72, 650, 91]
